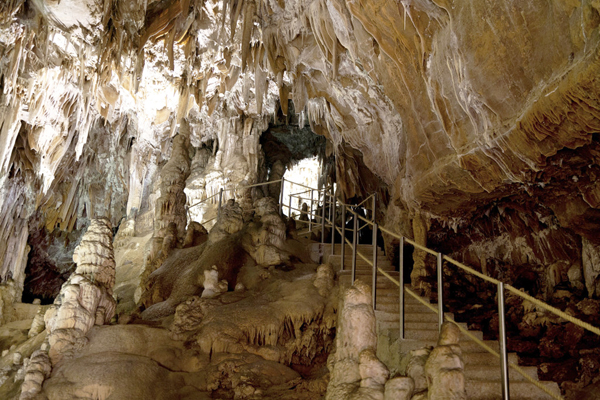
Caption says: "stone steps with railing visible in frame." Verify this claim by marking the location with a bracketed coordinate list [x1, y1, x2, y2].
[279, 179, 600, 399]
[320, 242, 561, 400]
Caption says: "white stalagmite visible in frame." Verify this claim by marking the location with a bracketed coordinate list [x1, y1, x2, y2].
[44, 218, 116, 364]
[326, 280, 389, 400]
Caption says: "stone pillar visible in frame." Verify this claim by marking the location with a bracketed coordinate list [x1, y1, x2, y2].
[139, 125, 192, 305]
[326, 280, 389, 399]
[268, 160, 286, 201]
[411, 212, 429, 294]
[44, 218, 116, 365]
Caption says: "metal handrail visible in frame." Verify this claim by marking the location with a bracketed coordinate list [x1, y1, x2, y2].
[279, 180, 589, 400]
[329, 195, 571, 399]
[188, 180, 283, 210]
[356, 192, 376, 207]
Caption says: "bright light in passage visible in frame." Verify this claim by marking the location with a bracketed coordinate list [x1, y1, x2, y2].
[282, 157, 321, 218]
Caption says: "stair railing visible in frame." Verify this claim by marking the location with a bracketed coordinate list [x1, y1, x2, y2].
[279, 181, 600, 400]
[206, 179, 599, 400]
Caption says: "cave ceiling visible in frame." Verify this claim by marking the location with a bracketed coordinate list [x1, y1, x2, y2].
[1, 0, 600, 281]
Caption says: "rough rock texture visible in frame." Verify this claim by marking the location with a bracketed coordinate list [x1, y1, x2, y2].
[1, 0, 600, 397]
[327, 280, 389, 400]
[44, 218, 116, 364]
[18, 349, 51, 400]
[406, 348, 431, 394]
[424, 323, 466, 400]
[384, 376, 414, 400]
[183, 263, 337, 365]
[155, 130, 192, 240]
[243, 197, 289, 266]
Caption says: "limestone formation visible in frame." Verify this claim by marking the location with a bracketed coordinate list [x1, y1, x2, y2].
[1, 0, 600, 397]
[155, 132, 192, 240]
[424, 323, 466, 400]
[243, 197, 289, 266]
[582, 238, 600, 298]
[406, 348, 432, 394]
[201, 267, 228, 299]
[183, 221, 208, 248]
[327, 280, 388, 400]
[384, 376, 414, 400]
[27, 307, 46, 339]
[0, 281, 18, 326]
[44, 218, 116, 364]
[19, 350, 51, 400]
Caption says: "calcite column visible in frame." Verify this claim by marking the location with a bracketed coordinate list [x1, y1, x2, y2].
[155, 131, 192, 239]
[44, 218, 117, 364]
[411, 212, 429, 294]
[21, 219, 115, 398]
[424, 322, 467, 400]
[268, 160, 286, 201]
[326, 280, 389, 399]
[139, 126, 192, 302]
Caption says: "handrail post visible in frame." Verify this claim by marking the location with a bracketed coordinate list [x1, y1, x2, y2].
[399, 236, 405, 339]
[341, 204, 346, 271]
[218, 188, 224, 219]
[309, 190, 314, 233]
[351, 213, 358, 284]
[437, 252, 444, 333]
[372, 223, 378, 310]
[321, 189, 326, 244]
[498, 281, 510, 400]
[288, 194, 292, 218]
[330, 191, 335, 255]
[279, 178, 285, 215]
[372, 193, 376, 223]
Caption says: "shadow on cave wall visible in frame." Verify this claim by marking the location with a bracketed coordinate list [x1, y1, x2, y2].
[22, 222, 82, 304]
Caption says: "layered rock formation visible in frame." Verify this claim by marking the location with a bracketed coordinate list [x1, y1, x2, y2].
[327, 280, 389, 399]
[44, 217, 116, 364]
[1, 0, 600, 398]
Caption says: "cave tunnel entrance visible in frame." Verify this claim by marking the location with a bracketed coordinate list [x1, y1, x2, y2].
[260, 99, 327, 210]
[282, 157, 322, 218]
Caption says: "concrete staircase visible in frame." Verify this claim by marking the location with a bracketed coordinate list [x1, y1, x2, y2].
[321, 242, 562, 400]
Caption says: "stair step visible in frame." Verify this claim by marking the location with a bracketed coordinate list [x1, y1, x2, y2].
[373, 303, 400, 312]
[466, 380, 560, 400]
[464, 365, 539, 382]
[374, 296, 435, 308]
[403, 321, 469, 331]
[331, 260, 391, 269]
[375, 310, 454, 322]
[463, 352, 519, 366]
[403, 329, 483, 341]
[339, 271, 399, 278]
[336, 265, 396, 272]
[375, 336, 500, 353]
[322, 244, 385, 252]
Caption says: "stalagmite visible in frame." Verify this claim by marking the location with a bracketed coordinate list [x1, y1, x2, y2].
[44, 218, 116, 364]
[424, 323, 466, 400]
[326, 280, 388, 400]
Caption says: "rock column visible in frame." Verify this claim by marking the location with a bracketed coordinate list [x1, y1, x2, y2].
[44, 217, 117, 364]
[411, 212, 429, 294]
[139, 125, 192, 304]
[326, 280, 389, 399]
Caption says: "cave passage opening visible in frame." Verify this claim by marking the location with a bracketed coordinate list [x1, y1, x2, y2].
[281, 156, 322, 218]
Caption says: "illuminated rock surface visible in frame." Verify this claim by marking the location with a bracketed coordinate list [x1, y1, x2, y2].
[0, 0, 600, 398]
